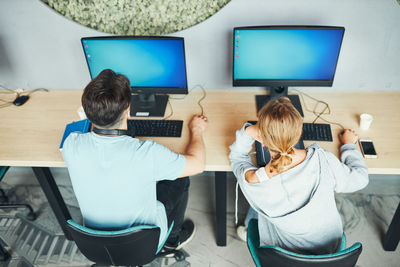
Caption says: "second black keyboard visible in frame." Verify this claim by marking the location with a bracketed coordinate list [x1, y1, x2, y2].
[127, 120, 183, 137]
[302, 123, 333, 141]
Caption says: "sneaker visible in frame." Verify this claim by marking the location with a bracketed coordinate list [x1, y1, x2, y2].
[236, 225, 247, 242]
[159, 248, 178, 258]
[164, 219, 196, 250]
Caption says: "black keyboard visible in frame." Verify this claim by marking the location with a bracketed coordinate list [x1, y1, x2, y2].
[302, 123, 332, 141]
[127, 120, 183, 137]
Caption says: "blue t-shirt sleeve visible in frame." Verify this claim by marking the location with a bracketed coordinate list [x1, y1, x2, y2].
[150, 141, 186, 181]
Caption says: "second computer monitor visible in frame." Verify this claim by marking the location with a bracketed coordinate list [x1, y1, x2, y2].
[232, 26, 345, 115]
[81, 36, 188, 117]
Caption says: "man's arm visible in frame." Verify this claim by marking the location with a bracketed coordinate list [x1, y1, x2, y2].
[179, 115, 208, 177]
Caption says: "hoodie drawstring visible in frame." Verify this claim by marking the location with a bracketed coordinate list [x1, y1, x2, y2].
[235, 181, 239, 225]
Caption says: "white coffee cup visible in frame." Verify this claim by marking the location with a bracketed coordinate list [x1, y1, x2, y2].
[360, 113, 373, 130]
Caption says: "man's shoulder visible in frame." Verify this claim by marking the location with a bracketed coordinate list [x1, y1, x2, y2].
[63, 134, 171, 157]
[63, 132, 82, 147]
[64, 131, 91, 147]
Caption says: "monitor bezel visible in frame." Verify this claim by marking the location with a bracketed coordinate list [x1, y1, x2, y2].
[81, 36, 189, 95]
[232, 25, 345, 87]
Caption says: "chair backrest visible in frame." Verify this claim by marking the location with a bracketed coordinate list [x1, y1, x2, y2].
[0, 166, 10, 181]
[66, 219, 160, 266]
[247, 219, 362, 267]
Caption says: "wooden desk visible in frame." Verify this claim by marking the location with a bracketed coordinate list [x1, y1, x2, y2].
[0, 90, 399, 248]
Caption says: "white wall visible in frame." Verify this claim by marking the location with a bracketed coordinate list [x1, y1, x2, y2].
[0, 0, 399, 91]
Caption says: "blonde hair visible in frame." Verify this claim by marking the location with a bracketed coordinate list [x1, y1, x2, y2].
[258, 97, 303, 173]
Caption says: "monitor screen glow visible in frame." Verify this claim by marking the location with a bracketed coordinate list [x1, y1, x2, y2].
[82, 38, 188, 90]
[233, 27, 345, 86]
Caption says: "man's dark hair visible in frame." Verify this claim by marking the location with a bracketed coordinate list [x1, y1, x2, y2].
[82, 69, 131, 128]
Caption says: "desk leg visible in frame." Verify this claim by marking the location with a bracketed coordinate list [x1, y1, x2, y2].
[215, 171, 227, 246]
[32, 167, 73, 240]
[383, 201, 400, 251]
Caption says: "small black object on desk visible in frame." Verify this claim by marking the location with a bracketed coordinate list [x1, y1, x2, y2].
[13, 95, 30, 106]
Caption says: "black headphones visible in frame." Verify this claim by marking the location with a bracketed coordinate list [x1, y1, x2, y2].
[93, 127, 134, 137]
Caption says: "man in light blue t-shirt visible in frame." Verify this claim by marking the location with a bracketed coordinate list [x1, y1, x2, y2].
[62, 69, 208, 249]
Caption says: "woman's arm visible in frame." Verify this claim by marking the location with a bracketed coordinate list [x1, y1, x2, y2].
[326, 130, 369, 193]
[229, 123, 259, 183]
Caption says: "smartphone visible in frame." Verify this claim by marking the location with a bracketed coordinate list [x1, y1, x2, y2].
[359, 139, 377, 158]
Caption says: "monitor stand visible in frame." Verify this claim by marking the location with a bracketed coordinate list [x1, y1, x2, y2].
[255, 86, 304, 117]
[130, 93, 168, 117]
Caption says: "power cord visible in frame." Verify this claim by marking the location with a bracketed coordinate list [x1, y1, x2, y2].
[165, 84, 207, 120]
[163, 100, 174, 120]
[0, 85, 49, 109]
[0, 85, 17, 108]
[194, 84, 206, 116]
[25, 88, 49, 96]
[291, 88, 345, 130]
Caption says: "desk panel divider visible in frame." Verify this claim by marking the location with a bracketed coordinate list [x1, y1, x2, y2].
[383, 201, 400, 251]
[215, 171, 227, 246]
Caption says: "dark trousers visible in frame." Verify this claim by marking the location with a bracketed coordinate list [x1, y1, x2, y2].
[157, 177, 190, 242]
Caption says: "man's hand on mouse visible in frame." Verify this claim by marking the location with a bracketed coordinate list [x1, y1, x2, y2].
[339, 129, 358, 144]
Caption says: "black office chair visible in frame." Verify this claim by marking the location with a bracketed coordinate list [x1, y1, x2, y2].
[66, 219, 185, 267]
[0, 166, 37, 262]
[246, 219, 362, 267]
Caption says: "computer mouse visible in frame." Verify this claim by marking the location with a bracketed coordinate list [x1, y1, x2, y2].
[13, 95, 30, 106]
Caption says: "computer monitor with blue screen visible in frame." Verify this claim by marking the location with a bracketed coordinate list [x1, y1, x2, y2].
[233, 26, 345, 116]
[81, 36, 188, 117]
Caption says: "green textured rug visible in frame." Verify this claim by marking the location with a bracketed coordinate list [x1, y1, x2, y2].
[41, 0, 230, 35]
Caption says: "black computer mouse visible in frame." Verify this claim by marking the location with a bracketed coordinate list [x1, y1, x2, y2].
[13, 95, 30, 106]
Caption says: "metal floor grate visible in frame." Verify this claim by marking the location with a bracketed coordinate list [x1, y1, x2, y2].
[0, 214, 91, 266]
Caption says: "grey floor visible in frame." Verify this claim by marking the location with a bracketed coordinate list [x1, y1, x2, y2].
[1, 167, 400, 266]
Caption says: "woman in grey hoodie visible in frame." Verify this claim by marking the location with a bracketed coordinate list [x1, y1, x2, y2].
[229, 96, 368, 254]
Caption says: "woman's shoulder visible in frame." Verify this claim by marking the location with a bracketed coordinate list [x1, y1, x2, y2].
[306, 142, 322, 150]
[305, 143, 341, 170]
[306, 143, 331, 158]
[307, 143, 337, 156]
